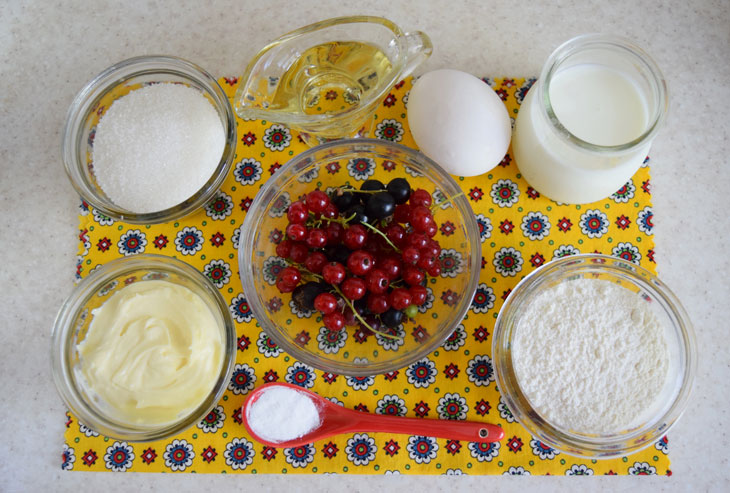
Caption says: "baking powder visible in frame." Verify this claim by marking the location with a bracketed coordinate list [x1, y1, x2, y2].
[246, 386, 321, 443]
[512, 278, 669, 434]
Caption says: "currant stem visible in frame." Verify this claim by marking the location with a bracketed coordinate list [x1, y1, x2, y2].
[312, 211, 358, 226]
[360, 221, 401, 253]
[338, 187, 381, 194]
[329, 284, 403, 341]
[430, 192, 466, 213]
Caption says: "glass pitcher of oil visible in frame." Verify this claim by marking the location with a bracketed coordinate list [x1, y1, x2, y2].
[234, 16, 432, 146]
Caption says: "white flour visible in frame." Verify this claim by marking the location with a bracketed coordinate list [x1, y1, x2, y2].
[512, 278, 669, 434]
[92, 83, 225, 213]
[246, 386, 321, 443]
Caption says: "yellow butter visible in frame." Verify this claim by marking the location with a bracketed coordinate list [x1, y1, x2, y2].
[77, 280, 223, 426]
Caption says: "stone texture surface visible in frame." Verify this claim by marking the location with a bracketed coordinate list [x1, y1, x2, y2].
[1, 0, 728, 490]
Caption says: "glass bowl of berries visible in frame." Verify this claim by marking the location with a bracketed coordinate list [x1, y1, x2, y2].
[238, 139, 481, 376]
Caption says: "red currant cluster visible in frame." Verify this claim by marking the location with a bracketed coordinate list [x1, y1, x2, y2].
[274, 178, 443, 339]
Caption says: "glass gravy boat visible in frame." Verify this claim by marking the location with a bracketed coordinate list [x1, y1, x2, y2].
[234, 16, 432, 146]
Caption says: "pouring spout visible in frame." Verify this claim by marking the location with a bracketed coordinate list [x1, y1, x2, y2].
[402, 31, 433, 76]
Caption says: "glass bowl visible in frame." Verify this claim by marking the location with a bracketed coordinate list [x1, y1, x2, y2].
[51, 255, 237, 441]
[492, 254, 696, 458]
[62, 55, 237, 224]
[238, 139, 481, 376]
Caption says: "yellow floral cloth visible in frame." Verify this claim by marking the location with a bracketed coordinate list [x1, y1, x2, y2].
[63, 77, 670, 476]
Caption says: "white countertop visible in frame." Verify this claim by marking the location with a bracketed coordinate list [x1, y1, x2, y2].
[2, 0, 728, 491]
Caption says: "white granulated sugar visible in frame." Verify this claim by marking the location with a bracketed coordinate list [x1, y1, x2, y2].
[512, 278, 669, 434]
[246, 386, 321, 443]
[92, 83, 225, 213]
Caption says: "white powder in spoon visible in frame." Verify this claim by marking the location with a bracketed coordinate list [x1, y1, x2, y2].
[246, 386, 321, 443]
[92, 83, 225, 213]
[512, 278, 669, 434]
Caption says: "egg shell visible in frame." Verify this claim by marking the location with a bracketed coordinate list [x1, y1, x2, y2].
[407, 69, 512, 177]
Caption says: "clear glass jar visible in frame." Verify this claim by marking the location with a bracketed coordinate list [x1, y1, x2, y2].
[512, 35, 668, 204]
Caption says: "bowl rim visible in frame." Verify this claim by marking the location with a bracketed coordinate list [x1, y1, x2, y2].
[492, 253, 697, 458]
[61, 55, 237, 224]
[238, 138, 481, 376]
[50, 254, 237, 442]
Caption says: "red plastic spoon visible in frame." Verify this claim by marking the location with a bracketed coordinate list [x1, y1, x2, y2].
[242, 382, 504, 448]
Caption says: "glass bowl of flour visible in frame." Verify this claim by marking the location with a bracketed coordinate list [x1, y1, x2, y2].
[492, 254, 696, 458]
[63, 56, 237, 224]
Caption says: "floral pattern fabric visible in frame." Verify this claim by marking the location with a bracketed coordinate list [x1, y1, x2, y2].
[64, 76, 669, 475]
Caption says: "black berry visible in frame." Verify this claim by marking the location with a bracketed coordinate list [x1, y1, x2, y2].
[344, 204, 370, 225]
[387, 178, 411, 204]
[332, 190, 356, 211]
[358, 179, 386, 204]
[381, 308, 404, 328]
[365, 191, 396, 219]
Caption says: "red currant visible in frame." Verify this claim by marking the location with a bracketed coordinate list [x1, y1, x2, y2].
[409, 285, 428, 305]
[289, 242, 309, 263]
[402, 246, 421, 265]
[410, 189, 432, 207]
[322, 262, 346, 285]
[403, 266, 425, 286]
[417, 254, 436, 271]
[389, 288, 412, 310]
[385, 223, 406, 248]
[278, 266, 301, 287]
[325, 222, 344, 245]
[410, 205, 434, 232]
[306, 190, 330, 213]
[286, 223, 307, 242]
[393, 203, 411, 223]
[306, 228, 328, 248]
[427, 262, 442, 277]
[287, 201, 308, 224]
[276, 278, 296, 293]
[347, 250, 375, 276]
[322, 203, 339, 219]
[424, 222, 438, 237]
[424, 239, 442, 257]
[341, 277, 366, 300]
[323, 312, 345, 331]
[378, 254, 402, 281]
[343, 224, 368, 250]
[406, 232, 429, 250]
[275, 239, 292, 258]
[365, 268, 390, 294]
[366, 293, 390, 314]
[314, 292, 338, 314]
[304, 251, 328, 273]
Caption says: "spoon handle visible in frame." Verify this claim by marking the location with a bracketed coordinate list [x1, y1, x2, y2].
[341, 410, 504, 443]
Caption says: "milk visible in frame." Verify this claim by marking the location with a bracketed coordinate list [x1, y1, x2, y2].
[513, 64, 653, 204]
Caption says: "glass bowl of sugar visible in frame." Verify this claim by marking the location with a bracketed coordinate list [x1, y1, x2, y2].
[492, 254, 696, 458]
[62, 55, 237, 224]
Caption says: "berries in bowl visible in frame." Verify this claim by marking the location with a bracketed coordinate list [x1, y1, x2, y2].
[238, 139, 481, 376]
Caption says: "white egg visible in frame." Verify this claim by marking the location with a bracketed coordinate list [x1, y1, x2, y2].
[407, 69, 512, 176]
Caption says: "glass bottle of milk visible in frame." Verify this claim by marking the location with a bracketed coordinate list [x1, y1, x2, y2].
[512, 35, 668, 204]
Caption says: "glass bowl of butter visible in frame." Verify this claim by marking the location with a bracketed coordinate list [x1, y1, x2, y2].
[51, 254, 236, 441]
